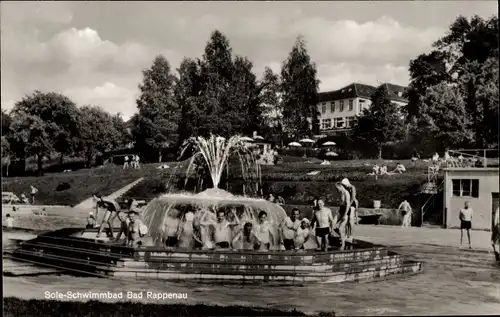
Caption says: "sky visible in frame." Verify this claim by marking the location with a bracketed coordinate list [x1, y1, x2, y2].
[1, 1, 497, 120]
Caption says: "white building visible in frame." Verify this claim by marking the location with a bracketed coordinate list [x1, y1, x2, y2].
[316, 83, 408, 135]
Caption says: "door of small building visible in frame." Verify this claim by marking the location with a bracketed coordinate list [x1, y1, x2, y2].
[492, 193, 499, 232]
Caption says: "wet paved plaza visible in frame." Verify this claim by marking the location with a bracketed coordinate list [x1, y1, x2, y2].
[3, 220, 500, 315]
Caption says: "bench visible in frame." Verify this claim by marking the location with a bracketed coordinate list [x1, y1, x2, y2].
[358, 214, 382, 225]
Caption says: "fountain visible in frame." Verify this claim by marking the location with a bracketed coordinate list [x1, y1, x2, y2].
[8, 134, 423, 284]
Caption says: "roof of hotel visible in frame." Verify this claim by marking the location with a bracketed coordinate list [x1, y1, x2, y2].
[318, 82, 408, 103]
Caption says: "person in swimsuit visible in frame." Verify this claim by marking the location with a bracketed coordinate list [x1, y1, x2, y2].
[280, 208, 301, 250]
[127, 210, 147, 248]
[86, 211, 96, 229]
[255, 211, 275, 250]
[164, 208, 181, 248]
[294, 219, 311, 250]
[232, 222, 261, 250]
[459, 201, 473, 249]
[114, 210, 131, 243]
[335, 182, 353, 249]
[310, 199, 335, 251]
[177, 206, 196, 249]
[96, 196, 121, 239]
[201, 209, 240, 249]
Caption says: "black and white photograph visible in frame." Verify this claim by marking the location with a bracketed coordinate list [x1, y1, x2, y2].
[1, 1, 499, 316]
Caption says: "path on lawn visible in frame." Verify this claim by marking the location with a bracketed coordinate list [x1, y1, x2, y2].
[73, 177, 144, 210]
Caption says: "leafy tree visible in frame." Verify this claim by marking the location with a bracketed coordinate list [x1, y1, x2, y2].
[416, 82, 473, 151]
[9, 91, 80, 173]
[134, 55, 179, 162]
[351, 85, 406, 159]
[280, 36, 320, 138]
[78, 106, 127, 167]
[1, 110, 12, 136]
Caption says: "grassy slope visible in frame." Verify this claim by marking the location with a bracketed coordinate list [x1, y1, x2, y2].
[3, 298, 308, 317]
[2, 165, 149, 206]
[124, 159, 432, 208]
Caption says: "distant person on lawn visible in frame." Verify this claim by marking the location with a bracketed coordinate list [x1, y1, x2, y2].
[30, 185, 38, 204]
[459, 201, 473, 249]
[398, 200, 412, 228]
[123, 156, 129, 169]
[5, 214, 13, 229]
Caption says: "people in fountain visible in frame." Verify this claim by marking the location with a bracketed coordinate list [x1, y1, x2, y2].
[255, 211, 275, 250]
[398, 200, 412, 228]
[114, 210, 131, 243]
[163, 208, 182, 248]
[280, 208, 301, 250]
[232, 222, 262, 250]
[294, 219, 311, 250]
[310, 199, 335, 251]
[127, 210, 148, 248]
[177, 206, 196, 249]
[268, 193, 276, 203]
[201, 208, 241, 249]
[95, 194, 121, 239]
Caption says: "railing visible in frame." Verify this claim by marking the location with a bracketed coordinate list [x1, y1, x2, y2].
[421, 179, 444, 226]
[447, 149, 499, 168]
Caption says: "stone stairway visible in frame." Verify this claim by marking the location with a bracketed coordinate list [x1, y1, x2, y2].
[73, 177, 144, 210]
[8, 228, 423, 285]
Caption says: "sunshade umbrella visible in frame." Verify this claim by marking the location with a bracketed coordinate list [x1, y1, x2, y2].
[299, 138, 315, 143]
[288, 142, 302, 147]
[253, 135, 264, 140]
[325, 151, 338, 157]
[322, 141, 336, 146]
[239, 136, 254, 142]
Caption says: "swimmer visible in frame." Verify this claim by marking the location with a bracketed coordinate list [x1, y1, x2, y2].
[335, 182, 352, 250]
[127, 210, 147, 248]
[163, 208, 181, 248]
[310, 199, 335, 251]
[294, 219, 311, 250]
[232, 222, 261, 250]
[96, 195, 121, 239]
[201, 209, 240, 249]
[114, 210, 130, 243]
[280, 208, 301, 250]
[255, 211, 275, 250]
[177, 206, 196, 249]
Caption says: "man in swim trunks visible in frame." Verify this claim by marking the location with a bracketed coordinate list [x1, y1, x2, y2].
[255, 211, 275, 250]
[201, 209, 240, 249]
[280, 208, 301, 250]
[96, 195, 121, 239]
[310, 199, 335, 251]
[459, 201, 473, 249]
[164, 208, 181, 248]
[127, 210, 147, 248]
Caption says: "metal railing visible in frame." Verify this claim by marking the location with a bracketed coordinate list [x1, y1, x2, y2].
[447, 149, 499, 168]
[421, 179, 444, 226]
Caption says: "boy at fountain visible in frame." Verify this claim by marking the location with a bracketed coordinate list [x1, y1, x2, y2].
[177, 206, 196, 249]
[163, 208, 182, 248]
[201, 208, 241, 249]
[127, 210, 148, 248]
[294, 219, 311, 250]
[310, 199, 335, 251]
[232, 222, 262, 250]
[255, 211, 275, 250]
[114, 209, 131, 243]
[280, 208, 301, 250]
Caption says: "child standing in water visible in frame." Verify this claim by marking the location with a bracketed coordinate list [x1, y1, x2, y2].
[255, 211, 274, 250]
[177, 206, 196, 249]
[163, 208, 181, 248]
[232, 222, 261, 250]
[294, 219, 311, 250]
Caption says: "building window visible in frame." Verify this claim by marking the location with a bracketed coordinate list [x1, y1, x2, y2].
[334, 117, 345, 128]
[452, 179, 479, 198]
[346, 116, 355, 128]
[348, 100, 354, 111]
[339, 100, 344, 112]
[330, 102, 335, 112]
[321, 119, 331, 130]
[321, 104, 326, 114]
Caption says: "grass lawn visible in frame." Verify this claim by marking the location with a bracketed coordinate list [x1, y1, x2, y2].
[3, 298, 307, 317]
[1, 158, 434, 208]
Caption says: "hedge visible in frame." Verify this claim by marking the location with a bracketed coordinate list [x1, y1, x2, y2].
[2, 298, 307, 317]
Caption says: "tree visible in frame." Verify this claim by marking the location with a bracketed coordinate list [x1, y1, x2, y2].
[134, 55, 179, 162]
[10, 91, 81, 166]
[280, 36, 320, 138]
[78, 106, 126, 167]
[416, 82, 474, 151]
[351, 85, 407, 159]
[9, 111, 55, 174]
[1, 110, 12, 136]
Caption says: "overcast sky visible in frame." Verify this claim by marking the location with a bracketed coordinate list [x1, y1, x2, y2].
[1, 1, 497, 120]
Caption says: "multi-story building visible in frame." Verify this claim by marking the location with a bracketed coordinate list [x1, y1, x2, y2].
[316, 82, 408, 135]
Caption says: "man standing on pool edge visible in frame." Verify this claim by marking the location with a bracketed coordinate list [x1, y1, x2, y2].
[459, 201, 473, 249]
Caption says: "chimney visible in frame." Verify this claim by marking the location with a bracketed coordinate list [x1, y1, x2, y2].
[253, 131, 257, 138]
